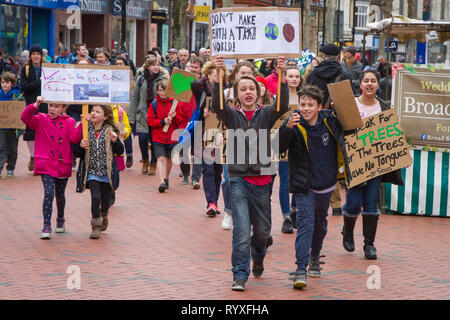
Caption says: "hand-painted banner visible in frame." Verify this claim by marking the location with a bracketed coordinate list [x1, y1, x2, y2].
[0, 101, 26, 129]
[345, 108, 412, 188]
[166, 68, 199, 102]
[392, 67, 450, 148]
[209, 7, 301, 59]
[41, 63, 131, 105]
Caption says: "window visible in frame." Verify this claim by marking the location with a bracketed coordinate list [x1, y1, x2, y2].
[355, 3, 369, 30]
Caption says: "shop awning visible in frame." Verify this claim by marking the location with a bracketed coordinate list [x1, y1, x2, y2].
[365, 15, 450, 42]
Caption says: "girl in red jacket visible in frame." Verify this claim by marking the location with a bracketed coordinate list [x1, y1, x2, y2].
[147, 81, 181, 193]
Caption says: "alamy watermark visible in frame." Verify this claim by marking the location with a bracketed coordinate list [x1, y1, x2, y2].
[366, 265, 381, 290]
[66, 265, 81, 290]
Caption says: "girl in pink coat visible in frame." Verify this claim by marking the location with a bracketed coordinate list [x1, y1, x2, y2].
[21, 96, 83, 240]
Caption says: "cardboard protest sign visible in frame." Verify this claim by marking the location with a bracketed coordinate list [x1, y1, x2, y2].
[203, 97, 238, 164]
[270, 104, 298, 162]
[209, 7, 301, 59]
[166, 68, 200, 103]
[41, 63, 130, 105]
[0, 101, 26, 129]
[327, 80, 364, 131]
[344, 108, 412, 188]
[392, 67, 450, 148]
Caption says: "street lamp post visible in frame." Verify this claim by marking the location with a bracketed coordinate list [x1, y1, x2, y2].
[121, 0, 128, 51]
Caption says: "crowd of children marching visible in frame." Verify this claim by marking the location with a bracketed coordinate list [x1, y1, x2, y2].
[0, 42, 403, 291]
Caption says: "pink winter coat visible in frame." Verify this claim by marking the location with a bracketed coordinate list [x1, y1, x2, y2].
[265, 70, 279, 96]
[21, 103, 83, 178]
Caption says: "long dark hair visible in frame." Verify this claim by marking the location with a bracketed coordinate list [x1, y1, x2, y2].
[92, 104, 120, 134]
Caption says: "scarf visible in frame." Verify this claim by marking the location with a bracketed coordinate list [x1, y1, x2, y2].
[144, 69, 159, 107]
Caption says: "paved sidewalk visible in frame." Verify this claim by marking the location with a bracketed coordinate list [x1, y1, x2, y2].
[0, 140, 449, 300]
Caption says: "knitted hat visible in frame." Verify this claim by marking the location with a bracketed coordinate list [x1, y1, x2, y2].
[29, 44, 43, 57]
[255, 76, 268, 90]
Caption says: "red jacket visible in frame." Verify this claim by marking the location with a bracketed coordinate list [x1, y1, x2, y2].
[265, 70, 279, 96]
[176, 95, 196, 130]
[147, 95, 181, 144]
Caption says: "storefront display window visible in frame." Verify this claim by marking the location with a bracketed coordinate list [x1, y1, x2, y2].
[112, 18, 136, 63]
[1, 5, 29, 57]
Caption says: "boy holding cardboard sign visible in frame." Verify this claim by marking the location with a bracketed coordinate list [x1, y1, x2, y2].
[279, 85, 350, 289]
[0, 72, 25, 178]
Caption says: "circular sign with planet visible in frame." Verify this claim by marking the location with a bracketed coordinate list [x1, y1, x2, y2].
[265, 23, 279, 40]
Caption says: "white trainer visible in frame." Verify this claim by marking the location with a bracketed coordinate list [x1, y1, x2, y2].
[221, 212, 233, 230]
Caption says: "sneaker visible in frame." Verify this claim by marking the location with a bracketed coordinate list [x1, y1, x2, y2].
[164, 179, 169, 189]
[291, 270, 307, 289]
[332, 207, 342, 216]
[40, 227, 52, 240]
[181, 176, 189, 185]
[206, 203, 217, 217]
[231, 279, 246, 291]
[55, 218, 65, 233]
[252, 261, 264, 277]
[158, 182, 168, 193]
[266, 235, 273, 249]
[192, 180, 200, 189]
[307, 255, 325, 278]
[281, 216, 294, 233]
[222, 212, 232, 230]
[290, 208, 297, 229]
[7, 170, 14, 177]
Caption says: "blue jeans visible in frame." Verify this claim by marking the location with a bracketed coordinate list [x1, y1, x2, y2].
[202, 162, 223, 206]
[221, 165, 231, 214]
[230, 177, 271, 281]
[294, 190, 333, 271]
[343, 176, 381, 217]
[278, 161, 290, 215]
[124, 135, 133, 156]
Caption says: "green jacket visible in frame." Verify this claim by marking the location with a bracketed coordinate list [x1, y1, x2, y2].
[128, 67, 170, 133]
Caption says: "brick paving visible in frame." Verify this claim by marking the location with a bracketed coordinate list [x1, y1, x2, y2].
[1, 139, 449, 300]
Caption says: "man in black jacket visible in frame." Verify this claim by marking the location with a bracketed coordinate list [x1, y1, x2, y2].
[306, 43, 351, 107]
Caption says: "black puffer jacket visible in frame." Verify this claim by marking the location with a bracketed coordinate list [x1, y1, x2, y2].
[279, 109, 350, 194]
[306, 59, 352, 106]
[211, 81, 289, 177]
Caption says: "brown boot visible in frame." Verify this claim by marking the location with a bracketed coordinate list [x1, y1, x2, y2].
[141, 159, 149, 174]
[28, 156, 34, 172]
[101, 211, 108, 231]
[148, 162, 157, 175]
[90, 218, 103, 239]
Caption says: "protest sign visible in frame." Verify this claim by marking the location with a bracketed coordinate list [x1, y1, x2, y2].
[327, 80, 364, 131]
[209, 7, 301, 59]
[166, 68, 200, 103]
[344, 108, 412, 188]
[392, 67, 450, 148]
[0, 101, 26, 129]
[270, 104, 297, 162]
[41, 63, 130, 105]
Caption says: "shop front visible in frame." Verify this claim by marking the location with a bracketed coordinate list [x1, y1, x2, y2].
[0, 0, 78, 58]
[110, 0, 148, 66]
[81, 0, 109, 50]
[149, 0, 170, 54]
[190, 1, 212, 53]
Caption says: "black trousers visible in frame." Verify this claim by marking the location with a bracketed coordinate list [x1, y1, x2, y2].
[87, 180, 111, 219]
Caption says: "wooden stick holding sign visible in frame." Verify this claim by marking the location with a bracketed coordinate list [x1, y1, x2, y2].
[82, 104, 89, 146]
[276, 67, 282, 112]
[219, 68, 224, 110]
[163, 68, 199, 133]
